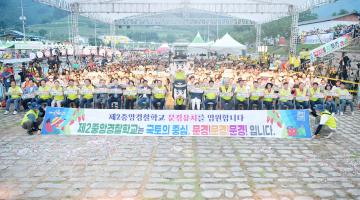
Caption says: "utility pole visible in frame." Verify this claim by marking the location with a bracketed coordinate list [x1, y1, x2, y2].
[19, 0, 26, 41]
[94, 21, 97, 46]
[207, 23, 210, 42]
[216, 17, 219, 40]
[68, 14, 71, 42]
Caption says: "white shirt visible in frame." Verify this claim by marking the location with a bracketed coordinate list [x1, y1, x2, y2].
[319, 113, 337, 130]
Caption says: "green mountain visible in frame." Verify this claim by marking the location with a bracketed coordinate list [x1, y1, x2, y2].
[0, 0, 357, 46]
[0, 0, 68, 31]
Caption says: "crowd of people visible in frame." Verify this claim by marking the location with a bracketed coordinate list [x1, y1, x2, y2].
[0, 53, 357, 117]
[300, 24, 360, 39]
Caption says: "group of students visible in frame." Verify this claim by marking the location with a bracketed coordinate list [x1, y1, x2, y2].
[3, 78, 171, 114]
[188, 78, 355, 115]
[4, 74, 356, 117]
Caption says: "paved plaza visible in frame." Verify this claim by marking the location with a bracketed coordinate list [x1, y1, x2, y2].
[0, 110, 360, 200]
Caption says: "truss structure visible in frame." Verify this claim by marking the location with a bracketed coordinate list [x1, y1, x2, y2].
[290, 6, 299, 55]
[116, 17, 255, 26]
[35, 0, 335, 55]
[256, 23, 262, 52]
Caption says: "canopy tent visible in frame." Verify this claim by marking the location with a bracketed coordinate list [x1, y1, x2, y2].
[187, 32, 210, 55]
[210, 33, 246, 55]
[102, 35, 132, 45]
[0, 41, 15, 50]
[0, 58, 33, 64]
[14, 41, 45, 50]
[156, 43, 170, 54]
[191, 32, 205, 44]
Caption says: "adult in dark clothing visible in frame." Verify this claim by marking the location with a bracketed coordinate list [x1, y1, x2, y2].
[339, 53, 350, 80]
[328, 67, 338, 86]
[18, 65, 27, 83]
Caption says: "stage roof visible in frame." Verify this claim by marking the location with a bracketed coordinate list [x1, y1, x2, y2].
[36, 0, 334, 24]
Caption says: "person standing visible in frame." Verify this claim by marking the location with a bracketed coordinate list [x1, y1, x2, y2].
[339, 52, 350, 80]
[1, 65, 14, 92]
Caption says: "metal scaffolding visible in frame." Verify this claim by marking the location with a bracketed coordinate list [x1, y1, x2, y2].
[76, 2, 291, 14]
[35, 0, 335, 55]
[289, 5, 299, 55]
[116, 17, 255, 26]
[70, 3, 79, 56]
[256, 23, 262, 53]
[110, 21, 116, 49]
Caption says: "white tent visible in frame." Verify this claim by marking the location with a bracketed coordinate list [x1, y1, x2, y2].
[14, 41, 45, 50]
[187, 32, 210, 55]
[211, 33, 246, 55]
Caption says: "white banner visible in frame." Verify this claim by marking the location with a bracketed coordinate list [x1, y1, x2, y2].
[310, 33, 352, 62]
[303, 33, 334, 44]
[42, 107, 312, 138]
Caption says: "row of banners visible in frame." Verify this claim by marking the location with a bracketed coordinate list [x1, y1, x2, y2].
[41, 107, 312, 138]
[310, 33, 351, 62]
[303, 33, 334, 45]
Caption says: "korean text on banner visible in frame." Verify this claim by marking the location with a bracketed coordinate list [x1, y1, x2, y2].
[41, 107, 312, 139]
[310, 33, 351, 62]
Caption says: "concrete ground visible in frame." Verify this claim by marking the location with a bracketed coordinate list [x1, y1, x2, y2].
[0, 110, 359, 200]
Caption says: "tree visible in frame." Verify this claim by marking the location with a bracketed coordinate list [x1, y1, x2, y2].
[332, 12, 337, 16]
[338, 9, 349, 15]
[38, 29, 48, 36]
[147, 32, 160, 42]
[0, 1, 6, 8]
[88, 37, 103, 46]
[0, 21, 6, 31]
[262, 16, 292, 38]
[51, 9, 67, 20]
[41, 18, 51, 24]
[299, 10, 318, 22]
[166, 33, 176, 43]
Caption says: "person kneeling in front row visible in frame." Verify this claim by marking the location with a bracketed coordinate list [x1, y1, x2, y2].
[20, 103, 44, 135]
[312, 105, 337, 139]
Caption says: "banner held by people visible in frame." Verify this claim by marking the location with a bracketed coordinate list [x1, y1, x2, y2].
[42, 107, 312, 138]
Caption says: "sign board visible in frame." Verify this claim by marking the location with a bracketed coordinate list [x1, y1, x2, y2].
[303, 33, 334, 44]
[310, 33, 351, 62]
[42, 107, 312, 138]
